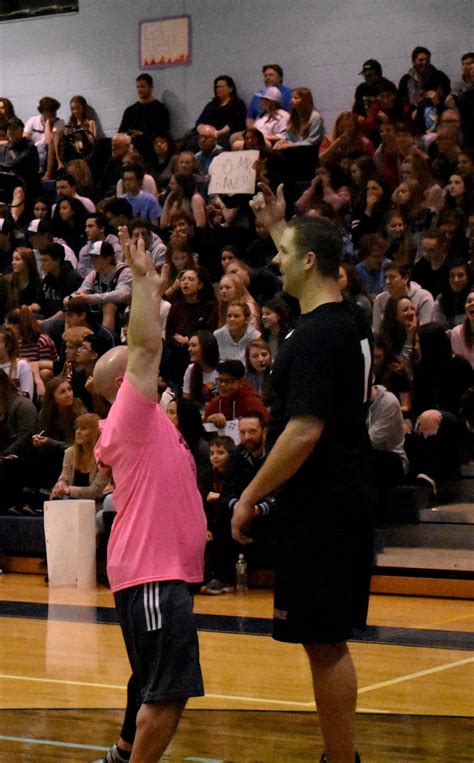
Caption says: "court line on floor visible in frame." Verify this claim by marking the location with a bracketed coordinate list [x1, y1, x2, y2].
[2, 657, 472, 710]
[0, 734, 107, 751]
[358, 655, 474, 694]
[0, 735, 223, 762]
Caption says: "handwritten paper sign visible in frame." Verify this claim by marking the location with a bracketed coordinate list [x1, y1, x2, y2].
[208, 150, 259, 196]
[139, 15, 191, 69]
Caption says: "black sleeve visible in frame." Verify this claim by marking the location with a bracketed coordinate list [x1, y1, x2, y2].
[118, 105, 133, 134]
[285, 331, 336, 422]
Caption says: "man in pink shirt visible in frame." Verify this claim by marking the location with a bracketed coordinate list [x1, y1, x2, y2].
[92, 237, 207, 762]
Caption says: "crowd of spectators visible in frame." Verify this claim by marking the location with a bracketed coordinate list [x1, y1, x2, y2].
[0, 48, 474, 592]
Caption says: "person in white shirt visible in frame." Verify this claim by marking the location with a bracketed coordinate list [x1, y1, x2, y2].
[24, 96, 65, 178]
[214, 301, 260, 362]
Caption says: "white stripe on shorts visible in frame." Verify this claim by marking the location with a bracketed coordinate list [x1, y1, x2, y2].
[144, 582, 162, 631]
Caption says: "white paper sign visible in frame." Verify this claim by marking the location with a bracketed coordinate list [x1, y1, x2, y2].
[208, 150, 259, 196]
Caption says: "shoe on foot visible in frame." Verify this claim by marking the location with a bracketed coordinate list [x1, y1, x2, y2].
[200, 578, 234, 595]
[92, 743, 131, 762]
[320, 754, 361, 762]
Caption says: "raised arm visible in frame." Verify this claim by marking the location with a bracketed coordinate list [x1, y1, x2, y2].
[249, 183, 287, 248]
[123, 234, 169, 401]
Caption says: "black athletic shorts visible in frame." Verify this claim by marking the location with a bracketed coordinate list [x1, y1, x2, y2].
[114, 580, 204, 702]
[272, 514, 374, 644]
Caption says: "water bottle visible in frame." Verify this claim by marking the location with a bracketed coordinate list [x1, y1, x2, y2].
[235, 554, 248, 593]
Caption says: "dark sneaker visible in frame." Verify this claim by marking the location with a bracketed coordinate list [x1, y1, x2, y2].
[320, 753, 361, 762]
[200, 578, 235, 595]
[92, 743, 131, 762]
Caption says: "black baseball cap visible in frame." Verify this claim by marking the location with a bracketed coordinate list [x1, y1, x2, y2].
[359, 59, 382, 76]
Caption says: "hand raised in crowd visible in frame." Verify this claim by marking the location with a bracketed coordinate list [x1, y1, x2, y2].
[123, 236, 169, 297]
[249, 182, 286, 232]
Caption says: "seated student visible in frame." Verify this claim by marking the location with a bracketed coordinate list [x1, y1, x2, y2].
[160, 173, 207, 229]
[355, 233, 390, 299]
[373, 336, 413, 419]
[24, 96, 64, 179]
[319, 111, 374, 165]
[165, 267, 218, 386]
[351, 176, 390, 248]
[0, 117, 41, 208]
[0, 325, 34, 399]
[372, 259, 434, 334]
[183, 330, 220, 411]
[115, 152, 158, 198]
[379, 295, 419, 366]
[244, 221, 278, 269]
[411, 228, 449, 299]
[204, 360, 268, 428]
[71, 333, 109, 415]
[63, 296, 116, 352]
[54, 172, 96, 215]
[51, 196, 88, 256]
[261, 296, 295, 359]
[383, 209, 417, 263]
[101, 196, 133, 235]
[273, 88, 324, 149]
[339, 263, 373, 323]
[119, 162, 161, 226]
[398, 46, 451, 120]
[0, 246, 43, 322]
[367, 381, 409, 516]
[295, 163, 350, 216]
[244, 338, 272, 402]
[433, 259, 472, 329]
[162, 242, 196, 302]
[50, 413, 109, 504]
[217, 273, 255, 329]
[54, 325, 93, 381]
[201, 435, 235, 557]
[62, 95, 99, 162]
[29, 375, 87, 493]
[38, 242, 83, 348]
[27, 219, 78, 273]
[5, 306, 57, 397]
[224, 259, 262, 325]
[413, 324, 473, 419]
[214, 301, 260, 363]
[201, 412, 275, 595]
[251, 87, 289, 147]
[429, 125, 463, 186]
[450, 290, 474, 368]
[72, 240, 132, 332]
[77, 213, 121, 278]
[128, 218, 167, 271]
[0, 369, 38, 514]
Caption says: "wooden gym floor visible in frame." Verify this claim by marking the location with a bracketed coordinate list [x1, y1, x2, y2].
[0, 574, 473, 761]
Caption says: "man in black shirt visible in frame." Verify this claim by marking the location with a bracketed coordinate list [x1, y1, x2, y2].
[232, 184, 374, 763]
[118, 73, 170, 145]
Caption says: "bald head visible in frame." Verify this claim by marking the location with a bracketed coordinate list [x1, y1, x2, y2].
[93, 346, 128, 403]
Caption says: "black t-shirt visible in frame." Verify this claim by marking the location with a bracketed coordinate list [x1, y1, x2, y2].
[118, 100, 170, 139]
[267, 300, 374, 521]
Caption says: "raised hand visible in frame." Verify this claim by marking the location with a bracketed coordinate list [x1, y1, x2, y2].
[249, 182, 286, 231]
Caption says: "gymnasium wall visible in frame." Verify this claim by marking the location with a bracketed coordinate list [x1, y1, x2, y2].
[0, 0, 472, 136]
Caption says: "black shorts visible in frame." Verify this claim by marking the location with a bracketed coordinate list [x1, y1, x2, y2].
[114, 580, 204, 702]
[272, 514, 374, 645]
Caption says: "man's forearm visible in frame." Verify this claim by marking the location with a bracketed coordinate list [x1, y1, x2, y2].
[240, 417, 324, 506]
[128, 276, 162, 353]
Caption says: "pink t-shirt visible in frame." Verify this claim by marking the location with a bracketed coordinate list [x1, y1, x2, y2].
[96, 375, 207, 592]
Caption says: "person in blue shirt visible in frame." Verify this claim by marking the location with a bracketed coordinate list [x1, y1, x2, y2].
[246, 64, 292, 127]
[120, 162, 161, 227]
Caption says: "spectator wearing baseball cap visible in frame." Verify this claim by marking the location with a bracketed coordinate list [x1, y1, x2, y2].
[253, 87, 290, 147]
[72, 240, 132, 333]
[27, 218, 78, 274]
[353, 59, 397, 118]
